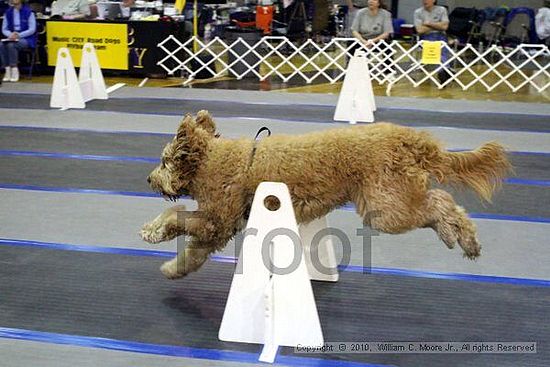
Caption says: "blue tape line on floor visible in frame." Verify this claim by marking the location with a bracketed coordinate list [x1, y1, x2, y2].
[3, 121, 550, 136]
[2, 148, 550, 161]
[0, 125, 174, 137]
[1, 238, 549, 287]
[0, 150, 159, 163]
[0, 183, 159, 198]
[2, 105, 550, 133]
[468, 213, 550, 223]
[0, 238, 175, 258]
[1, 183, 550, 223]
[0, 327, 387, 367]
[504, 178, 550, 187]
[339, 265, 550, 287]
[2, 90, 550, 119]
[1, 149, 550, 188]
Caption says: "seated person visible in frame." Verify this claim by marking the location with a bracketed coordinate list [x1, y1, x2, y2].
[121, 0, 134, 18]
[536, 0, 550, 46]
[414, 0, 448, 40]
[1, 0, 37, 82]
[51, 0, 90, 19]
[88, 0, 98, 19]
[351, 0, 392, 48]
[349, 0, 393, 76]
[414, 0, 451, 83]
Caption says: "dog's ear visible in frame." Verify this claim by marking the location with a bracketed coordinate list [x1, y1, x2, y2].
[176, 114, 194, 140]
[195, 110, 217, 136]
[173, 114, 211, 168]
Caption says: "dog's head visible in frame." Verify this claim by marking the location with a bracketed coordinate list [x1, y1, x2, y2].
[147, 110, 217, 201]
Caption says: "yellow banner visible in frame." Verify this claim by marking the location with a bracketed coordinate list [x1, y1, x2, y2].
[421, 41, 442, 65]
[47, 22, 128, 70]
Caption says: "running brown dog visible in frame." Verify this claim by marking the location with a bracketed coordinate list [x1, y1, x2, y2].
[141, 111, 511, 279]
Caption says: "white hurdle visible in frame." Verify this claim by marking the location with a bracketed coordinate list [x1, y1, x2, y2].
[50, 43, 108, 110]
[300, 216, 339, 282]
[334, 50, 376, 124]
[219, 182, 339, 363]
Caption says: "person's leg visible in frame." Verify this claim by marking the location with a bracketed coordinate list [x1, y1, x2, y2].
[0, 42, 7, 68]
[5, 42, 18, 81]
[436, 34, 454, 84]
[420, 33, 452, 84]
[6, 42, 18, 67]
[420, 32, 449, 62]
[433, 33, 450, 67]
[378, 39, 393, 76]
[0, 42, 10, 81]
[9, 39, 28, 82]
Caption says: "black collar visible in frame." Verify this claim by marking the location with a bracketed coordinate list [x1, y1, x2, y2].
[248, 126, 271, 169]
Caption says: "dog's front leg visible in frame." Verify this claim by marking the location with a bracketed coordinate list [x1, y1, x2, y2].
[159, 239, 215, 279]
[140, 205, 190, 244]
[158, 214, 235, 279]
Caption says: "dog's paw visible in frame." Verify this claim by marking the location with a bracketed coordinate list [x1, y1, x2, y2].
[160, 259, 186, 280]
[140, 221, 167, 244]
[461, 237, 481, 260]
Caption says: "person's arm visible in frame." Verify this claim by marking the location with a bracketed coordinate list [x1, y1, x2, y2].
[371, 11, 393, 42]
[369, 32, 390, 43]
[424, 20, 448, 31]
[351, 11, 368, 44]
[64, 0, 90, 19]
[353, 30, 388, 47]
[80, 0, 92, 17]
[416, 24, 432, 34]
[352, 30, 370, 45]
[414, 9, 431, 34]
[64, 13, 86, 19]
[18, 11, 36, 38]
[2, 13, 12, 38]
[424, 7, 449, 32]
[536, 8, 550, 39]
[351, 13, 374, 47]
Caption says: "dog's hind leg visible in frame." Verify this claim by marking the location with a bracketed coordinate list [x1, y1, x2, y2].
[423, 189, 480, 260]
[353, 177, 480, 259]
[353, 174, 429, 235]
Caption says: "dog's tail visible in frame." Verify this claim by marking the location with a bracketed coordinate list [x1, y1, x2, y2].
[430, 142, 512, 202]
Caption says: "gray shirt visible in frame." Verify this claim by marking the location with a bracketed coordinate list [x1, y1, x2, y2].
[351, 8, 393, 39]
[51, 0, 91, 16]
[413, 5, 449, 35]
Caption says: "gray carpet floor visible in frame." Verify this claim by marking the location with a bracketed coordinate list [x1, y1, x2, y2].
[0, 155, 548, 218]
[1, 127, 550, 182]
[1, 245, 549, 367]
[0, 86, 549, 367]
[1, 93, 549, 132]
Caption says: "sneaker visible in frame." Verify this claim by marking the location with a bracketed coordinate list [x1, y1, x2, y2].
[10, 67, 19, 82]
[2, 67, 10, 82]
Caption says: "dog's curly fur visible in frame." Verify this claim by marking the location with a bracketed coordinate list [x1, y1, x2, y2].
[141, 111, 512, 279]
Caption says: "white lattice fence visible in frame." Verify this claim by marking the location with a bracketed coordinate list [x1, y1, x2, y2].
[157, 35, 550, 93]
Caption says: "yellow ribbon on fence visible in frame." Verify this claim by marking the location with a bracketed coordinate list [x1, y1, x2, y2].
[421, 41, 443, 65]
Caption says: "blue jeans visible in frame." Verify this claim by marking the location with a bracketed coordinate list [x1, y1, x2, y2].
[420, 32, 449, 68]
[0, 38, 29, 68]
